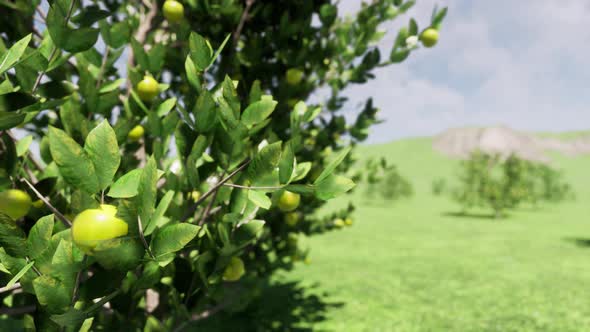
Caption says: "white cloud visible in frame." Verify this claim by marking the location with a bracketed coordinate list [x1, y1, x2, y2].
[338, 0, 590, 143]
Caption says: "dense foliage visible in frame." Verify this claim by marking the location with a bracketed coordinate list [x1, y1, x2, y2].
[450, 151, 572, 217]
[362, 157, 413, 201]
[0, 0, 445, 330]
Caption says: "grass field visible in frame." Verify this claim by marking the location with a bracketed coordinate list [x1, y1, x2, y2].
[197, 137, 590, 331]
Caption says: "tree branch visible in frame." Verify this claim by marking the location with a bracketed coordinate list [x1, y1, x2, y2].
[233, 0, 255, 46]
[0, 283, 21, 295]
[0, 305, 36, 316]
[181, 160, 251, 222]
[21, 178, 72, 227]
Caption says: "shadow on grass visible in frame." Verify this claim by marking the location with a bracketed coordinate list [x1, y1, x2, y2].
[189, 281, 344, 332]
[441, 211, 505, 220]
[564, 237, 590, 248]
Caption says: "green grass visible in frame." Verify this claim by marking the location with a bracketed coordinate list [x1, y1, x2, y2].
[273, 137, 590, 331]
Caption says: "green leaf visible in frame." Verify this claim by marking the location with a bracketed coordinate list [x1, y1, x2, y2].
[314, 146, 351, 184]
[84, 120, 120, 191]
[209, 33, 231, 67]
[136, 157, 158, 230]
[99, 78, 125, 94]
[0, 34, 32, 75]
[27, 214, 54, 261]
[248, 80, 262, 104]
[51, 308, 87, 329]
[189, 32, 212, 71]
[71, 6, 111, 27]
[15, 135, 32, 157]
[0, 92, 38, 112]
[130, 37, 150, 70]
[152, 223, 200, 259]
[222, 76, 240, 117]
[0, 212, 27, 257]
[409, 18, 418, 36]
[248, 190, 271, 209]
[184, 56, 201, 92]
[241, 99, 278, 127]
[6, 260, 34, 288]
[248, 142, 282, 184]
[156, 98, 177, 117]
[315, 175, 355, 200]
[432, 7, 448, 28]
[33, 275, 72, 313]
[107, 169, 142, 198]
[0, 248, 36, 292]
[193, 89, 217, 132]
[279, 142, 294, 184]
[234, 219, 265, 245]
[144, 190, 174, 236]
[94, 238, 144, 271]
[46, 7, 99, 53]
[303, 106, 322, 123]
[291, 162, 312, 182]
[49, 126, 99, 194]
[0, 112, 25, 130]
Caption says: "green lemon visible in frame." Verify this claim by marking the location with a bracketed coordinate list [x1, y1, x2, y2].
[277, 191, 301, 212]
[136, 75, 159, 102]
[285, 212, 301, 227]
[333, 218, 345, 228]
[127, 125, 145, 142]
[223, 257, 245, 282]
[420, 28, 439, 48]
[72, 204, 128, 254]
[163, 0, 184, 23]
[286, 68, 304, 85]
[0, 189, 32, 220]
[344, 217, 353, 226]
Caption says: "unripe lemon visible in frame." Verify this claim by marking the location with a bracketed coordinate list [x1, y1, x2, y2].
[191, 191, 201, 202]
[285, 212, 301, 227]
[0, 189, 32, 220]
[286, 68, 304, 85]
[223, 257, 245, 282]
[136, 75, 159, 102]
[163, 0, 184, 23]
[72, 204, 128, 254]
[127, 125, 145, 142]
[333, 218, 345, 228]
[277, 191, 300, 212]
[420, 28, 439, 48]
[344, 217, 353, 226]
[32, 199, 44, 209]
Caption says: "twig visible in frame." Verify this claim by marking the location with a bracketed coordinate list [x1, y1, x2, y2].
[233, 0, 255, 46]
[26, 257, 42, 276]
[197, 183, 221, 226]
[0, 283, 21, 294]
[137, 216, 156, 259]
[35, 6, 46, 20]
[5, 130, 44, 171]
[21, 178, 72, 227]
[71, 256, 86, 304]
[0, 305, 36, 316]
[222, 183, 282, 190]
[181, 160, 251, 222]
[95, 47, 111, 88]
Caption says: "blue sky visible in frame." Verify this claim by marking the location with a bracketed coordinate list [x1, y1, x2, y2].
[337, 0, 590, 143]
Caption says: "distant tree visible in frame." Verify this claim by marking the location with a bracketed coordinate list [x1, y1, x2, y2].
[450, 151, 572, 218]
[363, 157, 413, 201]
